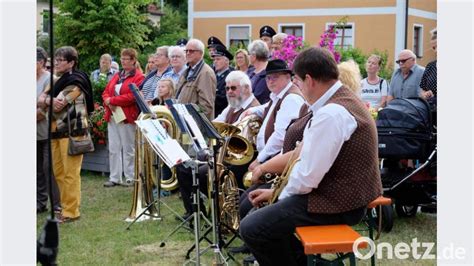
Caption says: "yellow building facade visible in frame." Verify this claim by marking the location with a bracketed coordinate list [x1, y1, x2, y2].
[188, 0, 436, 67]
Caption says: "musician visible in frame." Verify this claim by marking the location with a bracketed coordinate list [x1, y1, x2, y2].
[214, 70, 260, 124]
[175, 38, 216, 120]
[239, 47, 383, 265]
[244, 59, 305, 170]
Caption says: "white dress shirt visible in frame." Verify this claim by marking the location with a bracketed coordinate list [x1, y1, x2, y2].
[250, 81, 305, 163]
[213, 94, 257, 123]
[279, 81, 357, 200]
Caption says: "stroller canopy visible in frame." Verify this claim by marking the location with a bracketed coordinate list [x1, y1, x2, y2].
[377, 98, 432, 133]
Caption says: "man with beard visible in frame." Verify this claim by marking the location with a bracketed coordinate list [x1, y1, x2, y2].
[214, 70, 260, 124]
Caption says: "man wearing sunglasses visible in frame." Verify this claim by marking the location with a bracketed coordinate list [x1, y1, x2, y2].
[214, 70, 260, 124]
[387, 49, 425, 102]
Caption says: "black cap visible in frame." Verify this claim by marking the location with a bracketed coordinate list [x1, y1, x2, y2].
[176, 38, 188, 46]
[207, 36, 224, 48]
[261, 59, 292, 77]
[211, 44, 233, 60]
[259, 25, 276, 38]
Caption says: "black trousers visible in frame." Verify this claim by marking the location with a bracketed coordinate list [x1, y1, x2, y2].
[176, 164, 209, 215]
[239, 194, 366, 266]
[37, 140, 61, 210]
[239, 182, 272, 219]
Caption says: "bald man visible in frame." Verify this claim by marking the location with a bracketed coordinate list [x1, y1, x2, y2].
[387, 49, 425, 102]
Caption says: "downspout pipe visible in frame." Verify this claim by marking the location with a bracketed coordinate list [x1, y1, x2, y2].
[404, 0, 409, 49]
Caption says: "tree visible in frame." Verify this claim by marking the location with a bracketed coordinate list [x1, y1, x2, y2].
[54, 0, 152, 73]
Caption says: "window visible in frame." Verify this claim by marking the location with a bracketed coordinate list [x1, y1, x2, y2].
[413, 24, 424, 58]
[326, 23, 354, 49]
[279, 24, 304, 39]
[227, 25, 251, 47]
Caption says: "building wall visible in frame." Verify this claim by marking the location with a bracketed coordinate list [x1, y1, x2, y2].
[194, 0, 396, 11]
[410, 0, 437, 13]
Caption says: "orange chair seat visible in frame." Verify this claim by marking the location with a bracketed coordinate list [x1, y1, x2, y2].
[295, 225, 368, 254]
[367, 196, 392, 209]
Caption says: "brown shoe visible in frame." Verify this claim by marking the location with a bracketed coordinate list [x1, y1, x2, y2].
[58, 215, 80, 224]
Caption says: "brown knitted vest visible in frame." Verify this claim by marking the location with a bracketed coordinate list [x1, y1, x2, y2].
[307, 86, 382, 214]
[224, 97, 260, 124]
[282, 105, 312, 153]
[262, 84, 304, 142]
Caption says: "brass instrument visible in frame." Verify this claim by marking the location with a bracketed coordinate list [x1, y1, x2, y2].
[212, 122, 251, 231]
[233, 114, 262, 145]
[127, 106, 180, 220]
[270, 142, 302, 204]
[212, 122, 254, 166]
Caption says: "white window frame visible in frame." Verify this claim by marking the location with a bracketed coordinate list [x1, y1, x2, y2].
[278, 23, 305, 41]
[325, 22, 355, 49]
[413, 24, 424, 58]
[226, 24, 252, 48]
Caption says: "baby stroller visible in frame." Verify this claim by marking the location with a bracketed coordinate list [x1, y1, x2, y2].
[375, 97, 437, 231]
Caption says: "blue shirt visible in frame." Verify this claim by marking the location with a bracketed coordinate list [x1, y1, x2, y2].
[389, 64, 425, 99]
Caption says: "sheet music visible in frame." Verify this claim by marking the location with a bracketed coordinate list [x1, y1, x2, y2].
[112, 106, 127, 123]
[174, 104, 208, 149]
[135, 119, 190, 168]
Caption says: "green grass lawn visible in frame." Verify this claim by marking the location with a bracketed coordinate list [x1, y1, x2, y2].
[37, 172, 436, 265]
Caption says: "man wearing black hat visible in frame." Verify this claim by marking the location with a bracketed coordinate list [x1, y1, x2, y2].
[259, 25, 277, 50]
[211, 44, 234, 116]
[207, 36, 225, 61]
[245, 59, 305, 171]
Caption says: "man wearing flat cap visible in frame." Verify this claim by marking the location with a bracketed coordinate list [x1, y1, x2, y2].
[259, 25, 277, 50]
[212, 44, 234, 116]
[244, 59, 305, 169]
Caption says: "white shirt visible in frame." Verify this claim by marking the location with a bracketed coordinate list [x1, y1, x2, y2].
[213, 94, 257, 123]
[250, 81, 305, 163]
[360, 78, 389, 108]
[279, 81, 357, 200]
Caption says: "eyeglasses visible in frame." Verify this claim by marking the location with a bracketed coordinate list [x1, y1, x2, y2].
[170, 55, 183, 59]
[225, 86, 238, 91]
[396, 57, 414, 64]
[54, 58, 67, 63]
[155, 53, 166, 57]
[120, 57, 132, 61]
[265, 74, 281, 81]
[184, 49, 200, 54]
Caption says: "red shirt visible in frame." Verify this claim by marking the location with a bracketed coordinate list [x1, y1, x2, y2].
[102, 69, 145, 124]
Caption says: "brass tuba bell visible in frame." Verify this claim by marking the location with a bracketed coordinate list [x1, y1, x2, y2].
[212, 122, 254, 166]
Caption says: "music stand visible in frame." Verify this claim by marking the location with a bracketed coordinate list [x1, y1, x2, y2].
[162, 101, 228, 265]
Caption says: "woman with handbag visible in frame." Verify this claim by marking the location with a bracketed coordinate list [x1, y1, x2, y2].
[38, 46, 94, 223]
[102, 48, 145, 187]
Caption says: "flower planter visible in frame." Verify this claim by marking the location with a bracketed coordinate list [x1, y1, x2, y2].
[82, 144, 110, 174]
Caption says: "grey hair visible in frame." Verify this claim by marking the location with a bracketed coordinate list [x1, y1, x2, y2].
[400, 49, 417, 59]
[225, 70, 253, 92]
[156, 46, 170, 58]
[100, 53, 112, 62]
[168, 45, 185, 58]
[187, 39, 205, 53]
[430, 28, 437, 41]
[272, 33, 288, 43]
[248, 40, 269, 61]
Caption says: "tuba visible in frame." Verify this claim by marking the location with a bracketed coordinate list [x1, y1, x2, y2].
[211, 122, 249, 231]
[212, 122, 254, 166]
[234, 114, 262, 145]
[127, 106, 180, 221]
